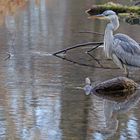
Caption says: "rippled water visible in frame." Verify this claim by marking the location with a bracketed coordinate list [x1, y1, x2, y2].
[0, 0, 140, 140]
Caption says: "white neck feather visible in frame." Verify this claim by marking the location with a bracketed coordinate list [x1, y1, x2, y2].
[104, 16, 119, 58]
[104, 26, 114, 58]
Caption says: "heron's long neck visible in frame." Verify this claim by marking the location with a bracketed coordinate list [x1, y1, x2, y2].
[104, 26, 114, 58]
[104, 16, 119, 58]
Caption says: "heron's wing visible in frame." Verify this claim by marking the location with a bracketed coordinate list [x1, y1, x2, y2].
[114, 33, 140, 55]
[113, 34, 140, 67]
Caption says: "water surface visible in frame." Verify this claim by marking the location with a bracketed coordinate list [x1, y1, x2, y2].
[0, 0, 140, 140]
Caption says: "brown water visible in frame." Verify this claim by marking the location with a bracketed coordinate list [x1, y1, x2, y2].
[0, 0, 140, 140]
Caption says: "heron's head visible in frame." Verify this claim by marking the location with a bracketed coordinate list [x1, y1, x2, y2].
[87, 10, 117, 20]
[87, 10, 119, 30]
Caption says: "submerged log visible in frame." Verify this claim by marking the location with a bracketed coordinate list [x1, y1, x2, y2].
[86, 2, 140, 16]
[84, 77, 138, 101]
[93, 77, 138, 94]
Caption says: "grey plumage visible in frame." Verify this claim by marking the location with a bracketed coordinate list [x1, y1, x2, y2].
[114, 34, 140, 55]
[113, 34, 140, 67]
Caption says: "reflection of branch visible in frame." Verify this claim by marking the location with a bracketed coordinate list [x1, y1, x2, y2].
[87, 52, 103, 67]
[54, 54, 119, 69]
[87, 44, 101, 53]
[53, 41, 103, 55]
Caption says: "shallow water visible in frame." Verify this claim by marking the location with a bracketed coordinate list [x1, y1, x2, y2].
[0, 0, 140, 140]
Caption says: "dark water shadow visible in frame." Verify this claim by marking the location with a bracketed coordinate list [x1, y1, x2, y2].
[125, 16, 140, 25]
[87, 89, 140, 139]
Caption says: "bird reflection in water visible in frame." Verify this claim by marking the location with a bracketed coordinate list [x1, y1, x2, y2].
[86, 88, 140, 139]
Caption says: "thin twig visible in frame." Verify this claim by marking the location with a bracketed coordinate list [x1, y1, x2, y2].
[87, 44, 102, 53]
[4, 53, 11, 60]
[78, 31, 104, 36]
[53, 41, 103, 55]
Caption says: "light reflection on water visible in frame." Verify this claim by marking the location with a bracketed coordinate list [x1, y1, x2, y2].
[0, 0, 139, 140]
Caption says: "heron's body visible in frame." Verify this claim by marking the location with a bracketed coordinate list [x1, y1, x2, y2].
[113, 34, 140, 67]
[89, 10, 140, 76]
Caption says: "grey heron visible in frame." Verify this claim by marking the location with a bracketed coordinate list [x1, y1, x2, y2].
[87, 10, 140, 77]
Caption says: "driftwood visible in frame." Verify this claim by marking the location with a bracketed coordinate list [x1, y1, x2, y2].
[93, 77, 138, 93]
[84, 77, 138, 101]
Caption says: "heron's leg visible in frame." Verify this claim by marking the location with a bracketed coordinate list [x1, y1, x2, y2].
[123, 64, 129, 77]
[112, 54, 123, 69]
[112, 54, 129, 76]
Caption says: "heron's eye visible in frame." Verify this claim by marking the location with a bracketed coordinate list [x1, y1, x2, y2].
[105, 14, 110, 16]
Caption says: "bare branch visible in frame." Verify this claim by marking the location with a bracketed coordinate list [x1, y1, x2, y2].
[86, 44, 101, 53]
[53, 41, 103, 55]
[78, 31, 104, 36]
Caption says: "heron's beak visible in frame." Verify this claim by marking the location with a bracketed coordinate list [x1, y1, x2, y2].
[88, 14, 106, 20]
